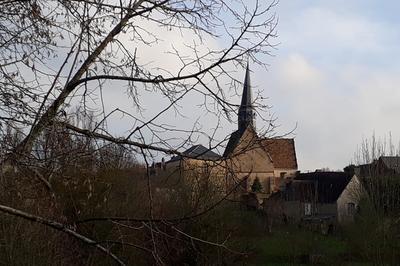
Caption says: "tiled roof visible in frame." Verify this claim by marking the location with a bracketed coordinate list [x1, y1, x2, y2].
[223, 128, 297, 170]
[168, 144, 220, 162]
[261, 138, 298, 169]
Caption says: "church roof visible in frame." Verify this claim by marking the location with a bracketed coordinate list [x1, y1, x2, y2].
[223, 130, 243, 157]
[238, 63, 255, 133]
[223, 63, 297, 170]
[261, 138, 298, 169]
[223, 128, 297, 170]
[240, 64, 252, 108]
[168, 144, 220, 162]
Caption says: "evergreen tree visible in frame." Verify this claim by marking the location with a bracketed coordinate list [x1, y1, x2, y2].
[251, 177, 263, 193]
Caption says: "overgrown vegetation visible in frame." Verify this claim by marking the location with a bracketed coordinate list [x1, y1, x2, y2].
[0, 1, 280, 263]
[1, 1, 400, 263]
[343, 197, 400, 265]
[0, 123, 261, 265]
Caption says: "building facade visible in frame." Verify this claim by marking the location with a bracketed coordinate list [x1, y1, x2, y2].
[222, 64, 297, 194]
[163, 65, 298, 196]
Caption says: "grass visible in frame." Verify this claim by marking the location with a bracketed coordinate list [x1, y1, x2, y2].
[241, 226, 350, 265]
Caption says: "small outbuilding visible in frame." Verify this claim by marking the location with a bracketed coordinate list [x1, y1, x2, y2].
[264, 171, 362, 225]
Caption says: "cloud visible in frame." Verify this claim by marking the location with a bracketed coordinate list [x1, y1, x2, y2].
[275, 54, 323, 93]
[69, 2, 400, 168]
[80, 18, 239, 153]
[249, 2, 400, 171]
[292, 8, 386, 50]
[278, 5, 400, 67]
[260, 51, 400, 171]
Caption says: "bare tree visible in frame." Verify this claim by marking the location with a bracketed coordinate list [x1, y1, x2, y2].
[353, 132, 400, 165]
[0, 0, 279, 264]
[1, 0, 278, 160]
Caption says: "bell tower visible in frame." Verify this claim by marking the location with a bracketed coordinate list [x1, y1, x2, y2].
[238, 63, 255, 132]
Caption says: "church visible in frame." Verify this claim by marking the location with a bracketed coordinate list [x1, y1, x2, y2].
[223, 65, 298, 194]
[164, 65, 298, 196]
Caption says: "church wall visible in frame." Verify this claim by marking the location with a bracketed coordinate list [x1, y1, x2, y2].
[165, 155, 297, 195]
[225, 144, 275, 193]
[164, 123, 298, 195]
[257, 174, 273, 194]
[271, 169, 298, 192]
[248, 173, 273, 193]
[273, 169, 298, 178]
[228, 148, 275, 173]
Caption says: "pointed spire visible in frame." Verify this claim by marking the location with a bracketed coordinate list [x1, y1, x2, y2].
[238, 63, 255, 132]
[240, 62, 252, 107]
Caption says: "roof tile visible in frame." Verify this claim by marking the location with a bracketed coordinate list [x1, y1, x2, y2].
[261, 138, 298, 169]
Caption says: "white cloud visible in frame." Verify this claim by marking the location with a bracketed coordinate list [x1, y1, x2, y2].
[278, 5, 399, 67]
[250, 2, 400, 171]
[260, 52, 400, 171]
[294, 7, 387, 51]
[277, 54, 323, 91]
[78, 18, 241, 154]
[69, 2, 400, 168]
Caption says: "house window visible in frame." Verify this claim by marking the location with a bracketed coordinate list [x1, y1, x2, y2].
[347, 202, 356, 215]
[304, 203, 312, 216]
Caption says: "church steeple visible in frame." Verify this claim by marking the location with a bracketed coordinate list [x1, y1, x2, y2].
[238, 63, 255, 132]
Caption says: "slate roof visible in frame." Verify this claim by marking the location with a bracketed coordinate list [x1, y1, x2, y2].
[355, 156, 400, 177]
[355, 163, 373, 177]
[168, 144, 220, 162]
[380, 156, 400, 174]
[223, 130, 243, 157]
[285, 172, 352, 204]
[237, 64, 256, 133]
[240, 64, 252, 108]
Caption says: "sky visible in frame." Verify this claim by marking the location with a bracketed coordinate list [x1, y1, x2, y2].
[93, 1, 400, 171]
[249, 0, 400, 171]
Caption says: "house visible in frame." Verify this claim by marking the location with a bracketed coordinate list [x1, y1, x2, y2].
[356, 156, 400, 177]
[337, 174, 362, 223]
[355, 156, 400, 215]
[265, 171, 361, 224]
[150, 145, 220, 175]
[167, 144, 220, 170]
[165, 144, 222, 180]
[151, 145, 224, 205]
